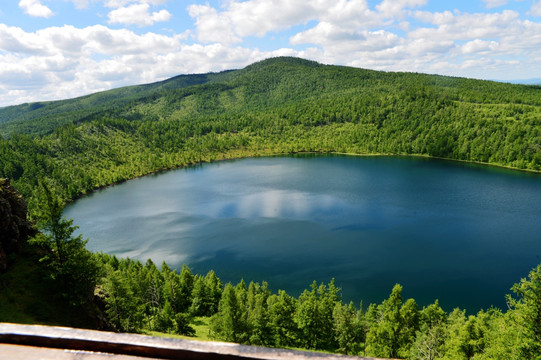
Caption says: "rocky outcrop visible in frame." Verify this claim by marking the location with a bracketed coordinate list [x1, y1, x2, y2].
[0, 178, 36, 270]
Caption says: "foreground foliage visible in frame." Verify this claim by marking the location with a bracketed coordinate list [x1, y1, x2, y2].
[94, 252, 541, 360]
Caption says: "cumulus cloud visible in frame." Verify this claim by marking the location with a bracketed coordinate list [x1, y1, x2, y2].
[187, 1, 311, 44]
[0, 24, 182, 57]
[410, 10, 520, 41]
[108, 3, 171, 26]
[291, 22, 400, 54]
[188, 0, 379, 45]
[225, 0, 315, 37]
[461, 39, 499, 54]
[19, 0, 54, 18]
[187, 4, 240, 45]
[0, 24, 52, 55]
[0, 23, 180, 105]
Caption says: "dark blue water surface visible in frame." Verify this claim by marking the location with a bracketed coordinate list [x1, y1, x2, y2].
[63, 155, 541, 312]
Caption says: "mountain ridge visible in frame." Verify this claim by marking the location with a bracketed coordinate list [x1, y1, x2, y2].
[5, 56, 541, 137]
[0, 68, 238, 136]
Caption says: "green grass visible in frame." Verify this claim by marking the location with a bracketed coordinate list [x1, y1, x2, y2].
[191, 316, 212, 340]
[147, 317, 213, 341]
[148, 317, 337, 355]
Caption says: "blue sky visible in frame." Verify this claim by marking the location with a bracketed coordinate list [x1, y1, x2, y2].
[1, 0, 541, 106]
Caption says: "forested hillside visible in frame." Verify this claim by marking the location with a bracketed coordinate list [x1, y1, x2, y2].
[0, 70, 234, 136]
[1, 57, 540, 214]
[1, 57, 541, 359]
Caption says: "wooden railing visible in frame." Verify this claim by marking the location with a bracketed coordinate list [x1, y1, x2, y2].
[0, 323, 389, 360]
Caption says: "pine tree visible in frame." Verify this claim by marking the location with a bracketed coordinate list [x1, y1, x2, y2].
[268, 290, 298, 348]
[295, 282, 320, 349]
[178, 264, 194, 312]
[102, 267, 138, 332]
[333, 301, 362, 355]
[506, 264, 541, 359]
[210, 283, 248, 343]
[190, 275, 210, 316]
[30, 181, 100, 306]
[365, 284, 404, 358]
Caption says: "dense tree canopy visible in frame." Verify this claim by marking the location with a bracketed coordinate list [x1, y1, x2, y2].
[89, 254, 541, 359]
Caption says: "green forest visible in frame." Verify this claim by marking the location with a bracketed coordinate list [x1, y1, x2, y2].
[1, 57, 541, 359]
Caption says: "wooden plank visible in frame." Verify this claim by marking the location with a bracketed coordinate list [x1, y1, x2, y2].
[0, 343, 152, 360]
[0, 323, 387, 360]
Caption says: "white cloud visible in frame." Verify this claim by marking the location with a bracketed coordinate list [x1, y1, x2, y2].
[376, 0, 427, 18]
[288, 6, 541, 80]
[225, 0, 316, 37]
[531, 1, 541, 16]
[187, 4, 240, 45]
[406, 38, 455, 56]
[69, 0, 92, 9]
[107, 3, 171, 26]
[409, 10, 520, 41]
[482, 0, 509, 8]
[414, 10, 455, 25]
[104, 0, 168, 8]
[291, 22, 400, 54]
[19, 0, 54, 18]
[323, 0, 377, 26]
[461, 39, 499, 54]
[151, 9, 170, 22]
[291, 22, 366, 45]
[0, 24, 52, 55]
[188, 0, 380, 45]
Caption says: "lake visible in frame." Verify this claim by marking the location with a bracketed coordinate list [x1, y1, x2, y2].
[63, 155, 541, 312]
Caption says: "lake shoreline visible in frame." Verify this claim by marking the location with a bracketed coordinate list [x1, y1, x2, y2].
[67, 150, 541, 205]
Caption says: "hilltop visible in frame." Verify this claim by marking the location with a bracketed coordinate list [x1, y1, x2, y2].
[2, 57, 540, 137]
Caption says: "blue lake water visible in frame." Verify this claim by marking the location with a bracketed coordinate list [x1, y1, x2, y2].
[63, 155, 541, 312]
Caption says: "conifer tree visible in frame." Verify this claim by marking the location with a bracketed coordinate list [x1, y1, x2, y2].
[506, 264, 541, 359]
[333, 301, 362, 355]
[30, 181, 100, 306]
[102, 267, 138, 332]
[268, 290, 298, 348]
[210, 283, 248, 343]
[365, 284, 404, 358]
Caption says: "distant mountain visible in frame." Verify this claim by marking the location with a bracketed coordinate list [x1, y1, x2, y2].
[0, 70, 235, 136]
[3, 56, 540, 138]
